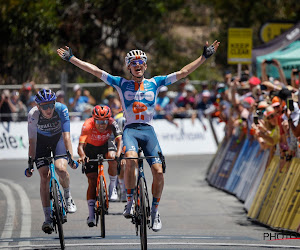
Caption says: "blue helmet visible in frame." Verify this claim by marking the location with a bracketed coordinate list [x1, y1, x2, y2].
[35, 89, 56, 104]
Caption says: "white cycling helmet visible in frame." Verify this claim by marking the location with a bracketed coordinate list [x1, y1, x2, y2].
[125, 50, 147, 66]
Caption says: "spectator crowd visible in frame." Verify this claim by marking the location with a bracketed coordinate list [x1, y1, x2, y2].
[1, 60, 300, 164]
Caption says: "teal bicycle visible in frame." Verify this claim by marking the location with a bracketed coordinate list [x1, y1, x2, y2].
[26, 149, 78, 250]
[120, 148, 166, 250]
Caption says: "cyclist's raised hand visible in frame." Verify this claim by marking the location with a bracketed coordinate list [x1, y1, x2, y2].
[202, 40, 220, 59]
[57, 46, 73, 62]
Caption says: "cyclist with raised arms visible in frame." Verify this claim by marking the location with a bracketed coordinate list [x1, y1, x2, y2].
[57, 40, 220, 232]
[77, 105, 123, 227]
[25, 89, 78, 234]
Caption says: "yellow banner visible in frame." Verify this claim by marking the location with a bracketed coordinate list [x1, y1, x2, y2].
[227, 28, 252, 65]
[260, 22, 294, 43]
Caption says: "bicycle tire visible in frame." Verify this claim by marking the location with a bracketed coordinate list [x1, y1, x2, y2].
[138, 178, 147, 250]
[51, 179, 65, 250]
[99, 175, 106, 238]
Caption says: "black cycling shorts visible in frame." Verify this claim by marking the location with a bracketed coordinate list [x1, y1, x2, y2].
[84, 140, 116, 174]
[35, 133, 67, 169]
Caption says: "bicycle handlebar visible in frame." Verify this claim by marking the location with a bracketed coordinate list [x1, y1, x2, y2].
[81, 154, 117, 174]
[120, 151, 166, 173]
[25, 150, 78, 177]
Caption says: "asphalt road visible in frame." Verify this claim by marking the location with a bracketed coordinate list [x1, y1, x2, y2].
[0, 155, 299, 249]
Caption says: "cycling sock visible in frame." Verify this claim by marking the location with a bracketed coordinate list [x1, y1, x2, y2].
[87, 199, 96, 219]
[43, 207, 52, 223]
[109, 175, 117, 193]
[63, 187, 71, 199]
[151, 197, 160, 213]
[118, 178, 125, 193]
[126, 189, 135, 205]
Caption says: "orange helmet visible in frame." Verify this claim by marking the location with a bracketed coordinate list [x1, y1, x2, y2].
[92, 105, 111, 120]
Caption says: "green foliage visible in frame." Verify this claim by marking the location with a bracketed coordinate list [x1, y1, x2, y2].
[0, 0, 298, 86]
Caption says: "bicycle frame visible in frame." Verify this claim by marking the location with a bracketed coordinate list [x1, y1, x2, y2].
[122, 149, 166, 231]
[83, 154, 115, 238]
[96, 156, 109, 213]
[49, 159, 67, 223]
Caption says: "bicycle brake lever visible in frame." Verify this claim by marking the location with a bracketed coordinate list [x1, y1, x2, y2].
[158, 151, 166, 173]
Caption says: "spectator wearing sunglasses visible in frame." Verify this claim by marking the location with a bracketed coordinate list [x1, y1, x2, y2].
[57, 40, 220, 232]
[26, 89, 78, 234]
[77, 105, 124, 227]
[252, 106, 279, 165]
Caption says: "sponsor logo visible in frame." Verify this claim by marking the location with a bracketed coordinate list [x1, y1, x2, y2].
[263, 232, 300, 241]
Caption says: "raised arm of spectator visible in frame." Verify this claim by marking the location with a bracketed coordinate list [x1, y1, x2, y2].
[291, 69, 299, 88]
[175, 41, 220, 80]
[261, 60, 269, 82]
[83, 90, 96, 105]
[272, 59, 287, 86]
[57, 46, 104, 79]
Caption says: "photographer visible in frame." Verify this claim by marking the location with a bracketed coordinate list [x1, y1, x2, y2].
[252, 106, 280, 165]
[0, 89, 17, 122]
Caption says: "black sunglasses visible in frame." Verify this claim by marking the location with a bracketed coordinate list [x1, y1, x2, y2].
[40, 103, 55, 110]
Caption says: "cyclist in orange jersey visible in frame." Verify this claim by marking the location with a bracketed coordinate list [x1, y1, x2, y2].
[77, 105, 123, 227]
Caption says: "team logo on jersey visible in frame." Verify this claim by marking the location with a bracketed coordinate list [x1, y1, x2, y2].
[124, 91, 154, 102]
[132, 102, 147, 114]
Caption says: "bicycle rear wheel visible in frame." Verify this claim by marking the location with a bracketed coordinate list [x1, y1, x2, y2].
[138, 178, 148, 250]
[98, 175, 106, 238]
[51, 179, 65, 249]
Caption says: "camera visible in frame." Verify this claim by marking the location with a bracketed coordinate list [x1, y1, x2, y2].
[293, 70, 299, 75]
[265, 59, 273, 64]
[287, 98, 294, 111]
[253, 116, 259, 125]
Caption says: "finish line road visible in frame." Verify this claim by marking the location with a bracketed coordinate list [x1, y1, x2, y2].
[0, 155, 299, 249]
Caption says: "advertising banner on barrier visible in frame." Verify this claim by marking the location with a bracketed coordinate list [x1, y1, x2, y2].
[0, 119, 225, 160]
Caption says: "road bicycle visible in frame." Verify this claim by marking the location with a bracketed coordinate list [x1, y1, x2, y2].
[26, 150, 78, 250]
[82, 154, 115, 238]
[121, 148, 166, 250]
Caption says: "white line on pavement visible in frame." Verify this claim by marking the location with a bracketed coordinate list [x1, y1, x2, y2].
[0, 179, 31, 249]
[0, 182, 16, 248]
[0, 242, 300, 249]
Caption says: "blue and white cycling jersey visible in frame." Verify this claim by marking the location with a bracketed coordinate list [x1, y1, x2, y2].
[28, 102, 70, 139]
[101, 71, 177, 127]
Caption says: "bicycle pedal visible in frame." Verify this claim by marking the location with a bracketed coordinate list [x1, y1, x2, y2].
[63, 216, 67, 224]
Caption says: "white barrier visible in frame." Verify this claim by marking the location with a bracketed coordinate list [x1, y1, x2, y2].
[0, 118, 224, 160]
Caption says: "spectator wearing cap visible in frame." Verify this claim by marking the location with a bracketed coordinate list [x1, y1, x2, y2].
[69, 84, 96, 120]
[10, 90, 27, 121]
[20, 81, 37, 108]
[249, 76, 262, 102]
[56, 90, 66, 105]
[154, 86, 169, 119]
[195, 90, 215, 130]
[253, 106, 279, 154]
[177, 84, 196, 110]
[256, 101, 268, 119]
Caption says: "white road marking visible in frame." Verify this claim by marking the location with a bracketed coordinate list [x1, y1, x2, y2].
[0, 182, 15, 248]
[0, 178, 31, 249]
[0, 242, 300, 249]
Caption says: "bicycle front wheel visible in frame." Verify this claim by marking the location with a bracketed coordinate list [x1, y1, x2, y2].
[138, 178, 148, 250]
[51, 179, 65, 249]
[98, 175, 106, 238]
